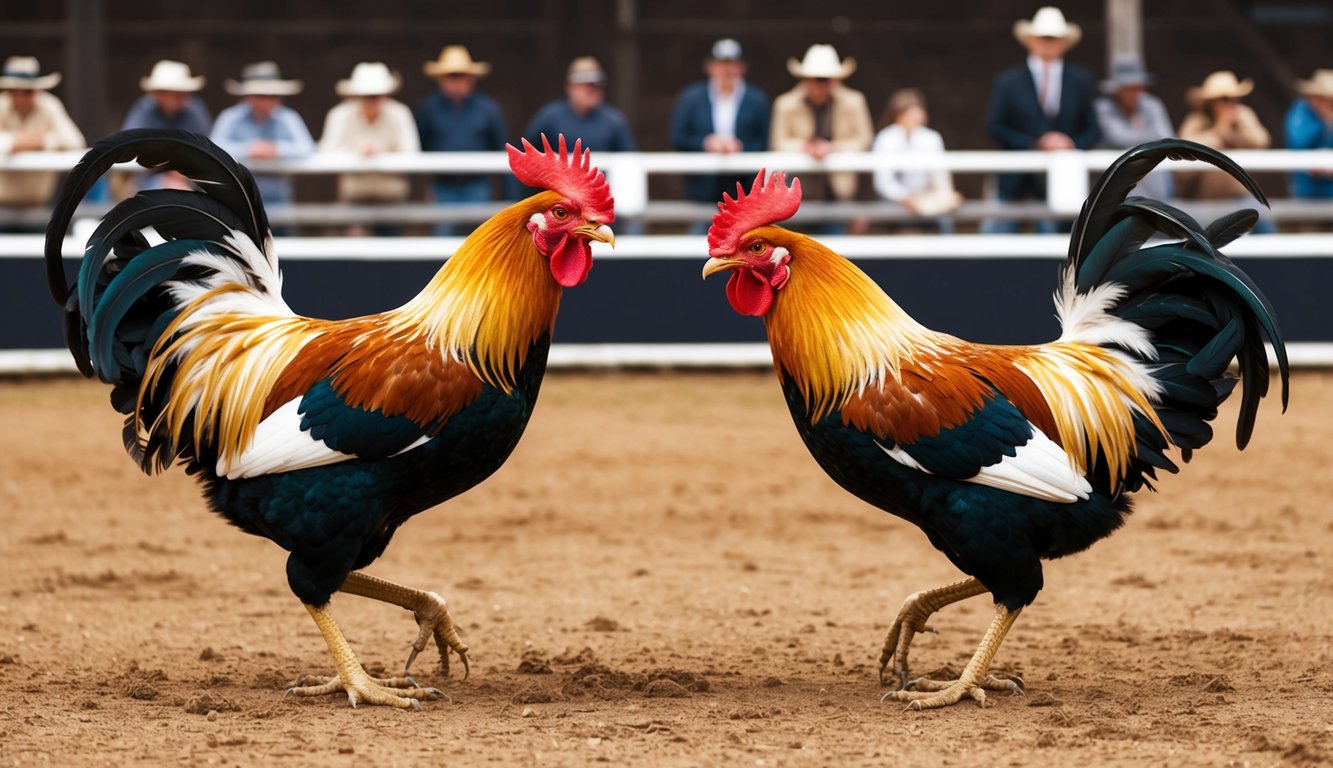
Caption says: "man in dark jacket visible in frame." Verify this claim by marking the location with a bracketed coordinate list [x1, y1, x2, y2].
[669, 38, 771, 231]
[983, 7, 1100, 233]
[417, 45, 508, 235]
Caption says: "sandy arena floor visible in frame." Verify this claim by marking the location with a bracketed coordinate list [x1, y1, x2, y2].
[1, 370, 1330, 767]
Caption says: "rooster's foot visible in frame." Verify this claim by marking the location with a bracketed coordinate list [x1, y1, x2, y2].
[878, 578, 988, 688]
[338, 572, 470, 679]
[288, 670, 444, 709]
[880, 603, 1023, 711]
[882, 674, 1023, 710]
[406, 590, 470, 680]
[299, 602, 448, 710]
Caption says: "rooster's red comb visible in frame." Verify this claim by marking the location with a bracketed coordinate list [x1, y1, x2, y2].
[707, 170, 802, 257]
[507, 134, 614, 223]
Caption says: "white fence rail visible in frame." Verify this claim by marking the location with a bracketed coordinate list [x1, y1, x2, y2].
[4, 148, 1333, 218]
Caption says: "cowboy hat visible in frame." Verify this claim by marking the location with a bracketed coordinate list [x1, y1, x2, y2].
[708, 38, 743, 63]
[0, 56, 61, 91]
[1296, 68, 1333, 99]
[423, 45, 491, 77]
[140, 60, 205, 92]
[1013, 7, 1082, 48]
[1188, 70, 1253, 107]
[336, 62, 401, 97]
[225, 61, 302, 96]
[566, 56, 606, 85]
[1100, 54, 1155, 93]
[787, 44, 856, 80]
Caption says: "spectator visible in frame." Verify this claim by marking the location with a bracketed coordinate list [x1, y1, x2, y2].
[417, 45, 507, 235]
[669, 38, 771, 232]
[1284, 68, 1333, 200]
[870, 87, 962, 233]
[983, 6, 1100, 234]
[1177, 70, 1273, 233]
[0, 56, 85, 232]
[318, 62, 420, 236]
[770, 44, 873, 234]
[524, 56, 636, 153]
[524, 56, 638, 231]
[121, 59, 212, 192]
[210, 61, 315, 209]
[1094, 55, 1174, 200]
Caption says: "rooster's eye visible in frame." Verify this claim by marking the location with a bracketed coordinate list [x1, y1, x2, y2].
[750, 241, 766, 254]
[552, 206, 569, 220]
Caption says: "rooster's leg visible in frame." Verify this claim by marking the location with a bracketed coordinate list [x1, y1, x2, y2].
[338, 571, 470, 679]
[878, 577, 989, 689]
[882, 603, 1024, 710]
[288, 603, 444, 709]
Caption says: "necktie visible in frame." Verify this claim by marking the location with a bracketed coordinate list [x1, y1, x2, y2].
[1038, 62, 1055, 117]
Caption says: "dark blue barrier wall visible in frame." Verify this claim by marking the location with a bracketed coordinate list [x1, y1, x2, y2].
[10, 255, 1328, 353]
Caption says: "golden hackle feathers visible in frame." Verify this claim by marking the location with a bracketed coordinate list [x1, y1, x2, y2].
[136, 195, 562, 471]
[394, 193, 563, 389]
[764, 228, 1165, 492]
[760, 228, 939, 422]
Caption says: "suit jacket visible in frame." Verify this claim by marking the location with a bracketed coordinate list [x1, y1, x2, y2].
[669, 81, 771, 202]
[984, 61, 1101, 201]
[771, 82, 874, 201]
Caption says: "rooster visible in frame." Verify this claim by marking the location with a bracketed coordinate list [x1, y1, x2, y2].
[701, 140, 1288, 710]
[44, 129, 614, 709]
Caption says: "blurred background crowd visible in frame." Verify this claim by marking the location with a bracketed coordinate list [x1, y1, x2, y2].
[2, 1, 1330, 235]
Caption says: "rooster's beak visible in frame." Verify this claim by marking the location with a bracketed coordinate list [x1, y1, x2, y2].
[575, 223, 616, 248]
[702, 257, 743, 279]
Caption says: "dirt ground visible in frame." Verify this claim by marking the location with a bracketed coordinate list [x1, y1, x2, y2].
[0, 370, 1330, 767]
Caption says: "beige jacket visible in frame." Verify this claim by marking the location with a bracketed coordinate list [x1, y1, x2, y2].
[317, 98, 421, 202]
[0, 91, 87, 206]
[770, 82, 873, 201]
[1176, 104, 1270, 200]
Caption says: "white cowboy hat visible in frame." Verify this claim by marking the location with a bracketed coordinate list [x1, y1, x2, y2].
[787, 44, 856, 80]
[1013, 7, 1082, 48]
[336, 62, 401, 96]
[1296, 68, 1333, 99]
[423, 45, 491, 77]
[0, 56, 61, 91]
[224, 61, 303, 97]
[1188, 70, 1254, 107]
[140, 60, 205, 92]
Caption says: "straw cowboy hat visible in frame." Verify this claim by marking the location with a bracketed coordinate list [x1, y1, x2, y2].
[1100, 54, 1155, 94]
[1188, 70, 1253, 107]
[224, 61, 303, 97]
[787, 44, 856, 80]
[336, 62, 401, 97]
[1013, 6, 1082, 48]
[1296, 68, 1333, 99]
[423, 45, 491, 77]
[0, 56, 61, 90]
[140, 60, 205, 92]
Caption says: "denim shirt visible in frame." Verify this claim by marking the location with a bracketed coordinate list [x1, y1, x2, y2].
[415, 90, 507, 186]
[210, 102, 315, 204]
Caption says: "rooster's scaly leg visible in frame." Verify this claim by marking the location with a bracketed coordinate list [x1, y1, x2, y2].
[883, 603, 1024, 710]
[289, 603, 444, 709]
[338, 571, 470, 679]
[878, 577, 989, 688]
